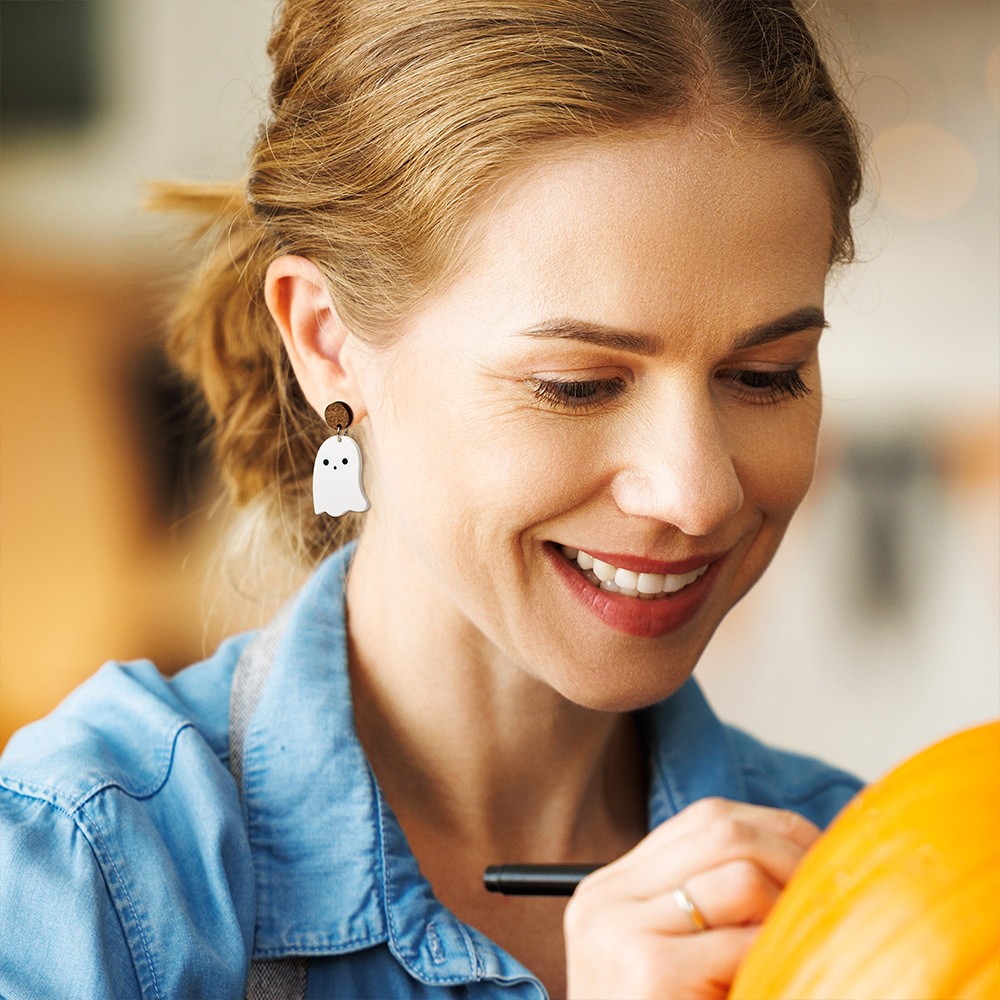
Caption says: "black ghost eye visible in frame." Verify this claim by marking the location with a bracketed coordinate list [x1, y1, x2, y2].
[323, 459, 329, 466]
[342, 458, 348, 465]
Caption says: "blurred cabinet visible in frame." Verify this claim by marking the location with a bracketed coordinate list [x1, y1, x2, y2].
[0, 256, 241, 747]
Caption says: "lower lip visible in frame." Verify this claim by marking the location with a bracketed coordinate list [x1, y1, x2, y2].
[544, 543, 721, 639]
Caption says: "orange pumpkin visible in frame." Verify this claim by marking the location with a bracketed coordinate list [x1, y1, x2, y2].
[730, 720, 1000, 1000]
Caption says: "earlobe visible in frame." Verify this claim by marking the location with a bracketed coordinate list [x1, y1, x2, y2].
[264, 255, 363, 419]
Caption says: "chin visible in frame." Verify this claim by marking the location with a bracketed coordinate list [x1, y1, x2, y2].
[544, 660, 696, 714]
[530, 612, 723, 712]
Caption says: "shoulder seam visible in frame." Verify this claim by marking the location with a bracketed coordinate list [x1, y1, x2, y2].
[0, 723, 194, 815]
[0, 784, 150, 999]
[77, 800, 163, 1000]
[75, 723, 194, 809]
[0, 780, 78, 822]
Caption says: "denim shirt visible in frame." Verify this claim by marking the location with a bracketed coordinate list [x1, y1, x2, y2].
[0, 542, 862, 1000]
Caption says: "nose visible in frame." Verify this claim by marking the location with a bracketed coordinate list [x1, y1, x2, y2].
[610, 397, 744, 537]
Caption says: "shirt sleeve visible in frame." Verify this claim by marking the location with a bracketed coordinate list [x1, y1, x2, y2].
[723, 725, 864, 829]
[0, 786, 143, 1000]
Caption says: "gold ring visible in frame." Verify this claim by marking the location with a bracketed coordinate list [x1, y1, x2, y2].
[672, 885, 709, 932]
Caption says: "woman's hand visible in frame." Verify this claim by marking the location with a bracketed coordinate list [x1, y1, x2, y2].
[563, 798, 820, 1000]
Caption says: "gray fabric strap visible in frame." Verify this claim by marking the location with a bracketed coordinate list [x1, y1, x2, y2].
[227, 604, 309, 1000]
[228, 603, 292, 798]
[244, 959, 308, 1000]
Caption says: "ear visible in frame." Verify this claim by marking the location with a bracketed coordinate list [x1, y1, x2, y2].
[265, 255, 366, 421]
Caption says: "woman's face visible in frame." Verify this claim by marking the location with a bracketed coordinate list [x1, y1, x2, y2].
[350, 123, 832, 711]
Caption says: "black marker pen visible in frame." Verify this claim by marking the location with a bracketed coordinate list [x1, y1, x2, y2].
[483, 863, 601, 896]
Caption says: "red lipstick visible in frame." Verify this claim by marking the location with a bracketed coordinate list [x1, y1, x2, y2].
[545, 542, 723, 639]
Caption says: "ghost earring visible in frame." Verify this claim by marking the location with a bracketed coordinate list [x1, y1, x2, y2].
[313, 401, 371, 517]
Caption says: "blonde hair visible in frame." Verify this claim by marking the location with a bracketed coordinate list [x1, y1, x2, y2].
[152, 0, 863, 570]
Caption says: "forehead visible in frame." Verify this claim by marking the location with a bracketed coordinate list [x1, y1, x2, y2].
[415, 123, 832, 346]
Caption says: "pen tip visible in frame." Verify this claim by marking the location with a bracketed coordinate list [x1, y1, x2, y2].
[483, 866, 503, 892]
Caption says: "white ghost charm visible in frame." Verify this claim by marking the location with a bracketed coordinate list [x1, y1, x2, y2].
[313, 433, 370, 516]
[313, 402, 369, 517]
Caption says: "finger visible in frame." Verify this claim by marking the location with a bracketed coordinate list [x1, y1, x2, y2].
[590, 809, 814, 901]
[588, 925, 760, 999]
[676, 924, 762, 993]
[631, 798, 821, 859]
[591, 798, 817, 884]
[640, 859, 783, 935]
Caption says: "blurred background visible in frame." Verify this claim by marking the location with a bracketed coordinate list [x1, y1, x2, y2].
[1, 0, 997, 779]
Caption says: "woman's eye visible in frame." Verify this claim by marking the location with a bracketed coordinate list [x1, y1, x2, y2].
[531, 377, 628, 411]
[719, 368, 811, 403]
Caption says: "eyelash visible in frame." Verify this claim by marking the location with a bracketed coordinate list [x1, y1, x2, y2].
[717, 368, 812, 404]
[530, 369, 811, 411]
[531, 377, 628, 411]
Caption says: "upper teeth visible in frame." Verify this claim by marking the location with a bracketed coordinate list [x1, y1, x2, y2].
[560, 546, 709, 598]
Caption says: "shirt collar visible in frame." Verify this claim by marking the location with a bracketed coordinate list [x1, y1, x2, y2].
[239, 542, 540, 992]
[641, 676, 750, 825]
[240, 542, 747, 984]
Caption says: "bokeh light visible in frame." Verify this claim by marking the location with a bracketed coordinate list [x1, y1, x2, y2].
[870, 122, 979, 220]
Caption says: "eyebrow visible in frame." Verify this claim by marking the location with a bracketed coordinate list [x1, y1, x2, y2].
[516, 306, 828, 355]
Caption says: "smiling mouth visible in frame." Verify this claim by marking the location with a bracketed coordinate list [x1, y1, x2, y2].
[556, 545, 709, 599]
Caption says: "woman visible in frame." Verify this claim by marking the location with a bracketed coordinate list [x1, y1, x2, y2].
[0, 1, 865, 997]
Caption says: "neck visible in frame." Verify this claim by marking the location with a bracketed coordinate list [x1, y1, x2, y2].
[343, 530, 648, 862]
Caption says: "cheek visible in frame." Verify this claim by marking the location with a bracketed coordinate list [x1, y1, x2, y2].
[365, 393, 575, 546]
[735, 407, 821, 521]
